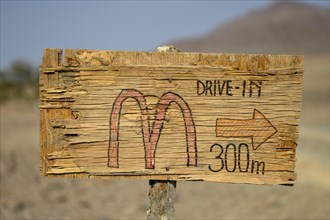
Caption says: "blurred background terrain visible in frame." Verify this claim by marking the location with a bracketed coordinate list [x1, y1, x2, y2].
[1, 1, 329, 219]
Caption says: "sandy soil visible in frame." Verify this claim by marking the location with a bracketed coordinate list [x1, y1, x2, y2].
[0, 56, 329, 219]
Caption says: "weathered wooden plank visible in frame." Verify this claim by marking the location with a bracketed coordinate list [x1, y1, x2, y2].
[40, 48, 303, 185]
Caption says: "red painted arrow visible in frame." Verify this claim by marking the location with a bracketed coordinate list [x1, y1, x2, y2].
[216, 109, 277, 150]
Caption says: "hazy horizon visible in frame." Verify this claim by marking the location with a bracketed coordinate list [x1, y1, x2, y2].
[1, 0, 329, 70]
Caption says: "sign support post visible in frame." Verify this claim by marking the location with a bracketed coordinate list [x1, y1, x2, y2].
[147, 180, 176, 220]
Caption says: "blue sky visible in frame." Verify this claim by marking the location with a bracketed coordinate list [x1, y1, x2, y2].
[1, 0, 329, 69]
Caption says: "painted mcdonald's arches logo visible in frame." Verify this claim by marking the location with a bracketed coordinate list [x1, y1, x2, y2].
[108, 89, 277, 169]
[108, 89, 197, 169]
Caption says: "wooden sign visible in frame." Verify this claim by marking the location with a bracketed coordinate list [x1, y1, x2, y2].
[40, 48, 303, 185]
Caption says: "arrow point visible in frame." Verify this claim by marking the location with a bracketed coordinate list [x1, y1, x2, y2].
[253, 109, 265, 120]
[252, 109, 277, 150]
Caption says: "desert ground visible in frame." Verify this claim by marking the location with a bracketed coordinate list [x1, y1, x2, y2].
[0, 55, 329, 219]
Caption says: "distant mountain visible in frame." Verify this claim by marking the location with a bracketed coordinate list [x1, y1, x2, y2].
[170, 2, 329, 55]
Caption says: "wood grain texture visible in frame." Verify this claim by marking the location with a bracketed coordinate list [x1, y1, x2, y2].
[40, 48, 303, 185]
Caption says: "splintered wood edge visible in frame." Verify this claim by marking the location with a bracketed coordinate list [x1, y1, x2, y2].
[42, 48, 304, 70]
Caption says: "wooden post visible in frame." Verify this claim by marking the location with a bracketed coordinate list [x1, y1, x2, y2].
[147, 180, 176, 220]
[147, 46, 180, 220]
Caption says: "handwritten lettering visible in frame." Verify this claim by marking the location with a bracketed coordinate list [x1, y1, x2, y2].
[209, 142, 265, 175]
[197, 80, 263, 97]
